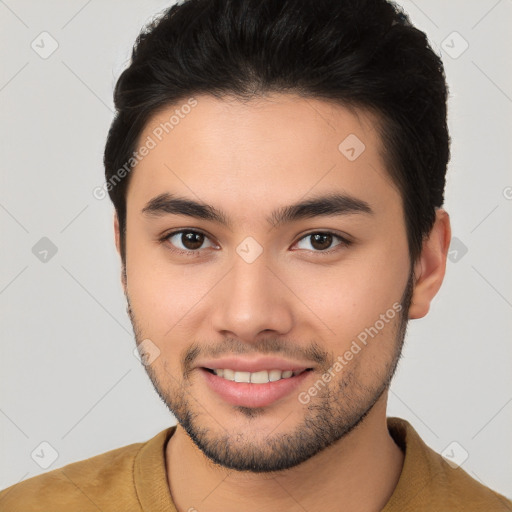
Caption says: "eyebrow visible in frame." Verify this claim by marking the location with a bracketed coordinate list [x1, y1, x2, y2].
[141, 192, 373, 228]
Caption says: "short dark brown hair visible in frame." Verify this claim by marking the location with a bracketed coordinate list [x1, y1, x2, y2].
[104, 0, 450, 264]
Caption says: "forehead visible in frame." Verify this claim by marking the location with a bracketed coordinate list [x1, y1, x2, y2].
[126, 93, 400, 219]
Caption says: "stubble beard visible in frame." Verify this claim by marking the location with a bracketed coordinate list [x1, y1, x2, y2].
[126, 270, 414, 473]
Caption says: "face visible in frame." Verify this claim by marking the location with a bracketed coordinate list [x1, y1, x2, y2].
[120, 93, 414, 472]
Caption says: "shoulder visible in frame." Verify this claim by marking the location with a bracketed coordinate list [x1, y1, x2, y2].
[386, 417, 512, 511]
[0, 440, 144, 511]
[427, 452, 512, 511]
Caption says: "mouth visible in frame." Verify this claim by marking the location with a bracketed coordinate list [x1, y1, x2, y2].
[202, 367, 312, 383]
[200, 367, 314, 408]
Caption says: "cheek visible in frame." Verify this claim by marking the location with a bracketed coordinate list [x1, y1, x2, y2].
[125, 237, 229, 343]
[283, 237, 409, 351]
[124, 237, 198, 335]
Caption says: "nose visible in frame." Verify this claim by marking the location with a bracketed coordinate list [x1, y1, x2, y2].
[210, 254, 294, 343]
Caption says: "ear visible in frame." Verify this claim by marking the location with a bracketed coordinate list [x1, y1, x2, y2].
[408, 209, 451, 319]
[113, 212, 127, 293]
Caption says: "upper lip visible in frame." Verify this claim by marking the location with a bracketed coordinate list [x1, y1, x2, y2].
[197, 356, 314, 373]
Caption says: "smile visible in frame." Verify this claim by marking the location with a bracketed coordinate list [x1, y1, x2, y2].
[200, 367, 313, 408]
[205, 368, 310, 384]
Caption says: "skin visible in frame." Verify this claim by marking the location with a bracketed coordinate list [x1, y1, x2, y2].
[114, 93, 451, 512]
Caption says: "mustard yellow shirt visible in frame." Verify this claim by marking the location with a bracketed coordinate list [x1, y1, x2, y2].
[1, 417, 510, 511]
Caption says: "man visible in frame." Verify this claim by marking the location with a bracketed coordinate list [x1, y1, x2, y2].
[1, 0, 510, 510]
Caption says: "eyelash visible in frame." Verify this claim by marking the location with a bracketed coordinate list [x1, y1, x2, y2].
[159, 229, 353, 257]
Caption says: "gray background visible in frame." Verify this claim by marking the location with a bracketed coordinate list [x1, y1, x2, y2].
[1, 0, 511, 498]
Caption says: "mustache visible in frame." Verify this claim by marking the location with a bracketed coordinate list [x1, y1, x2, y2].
[125, 296, 331, 374]
[182, 337, 330, 375]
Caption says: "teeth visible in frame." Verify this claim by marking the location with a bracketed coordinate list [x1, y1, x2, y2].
[234, 371, 251, 383]
[222, 369, 235, 380]
[269, 369, 282, 382]
[211, 368, 304, 384]
[251, 370, 269, 384]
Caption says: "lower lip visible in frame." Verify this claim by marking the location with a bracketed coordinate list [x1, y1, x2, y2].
[200, 368, 312, 408]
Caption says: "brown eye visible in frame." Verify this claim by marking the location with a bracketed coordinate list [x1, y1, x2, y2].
[295, 232, 350, 252]
[181, 231, 204, 250]
[310, 233, 333, 250]
[165, 230, 215, 252]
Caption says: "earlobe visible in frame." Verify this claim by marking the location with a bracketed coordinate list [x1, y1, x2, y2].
[408, 209, 452, 319]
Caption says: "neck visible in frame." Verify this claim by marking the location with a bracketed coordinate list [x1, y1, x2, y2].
[165, 393, 404, 512]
